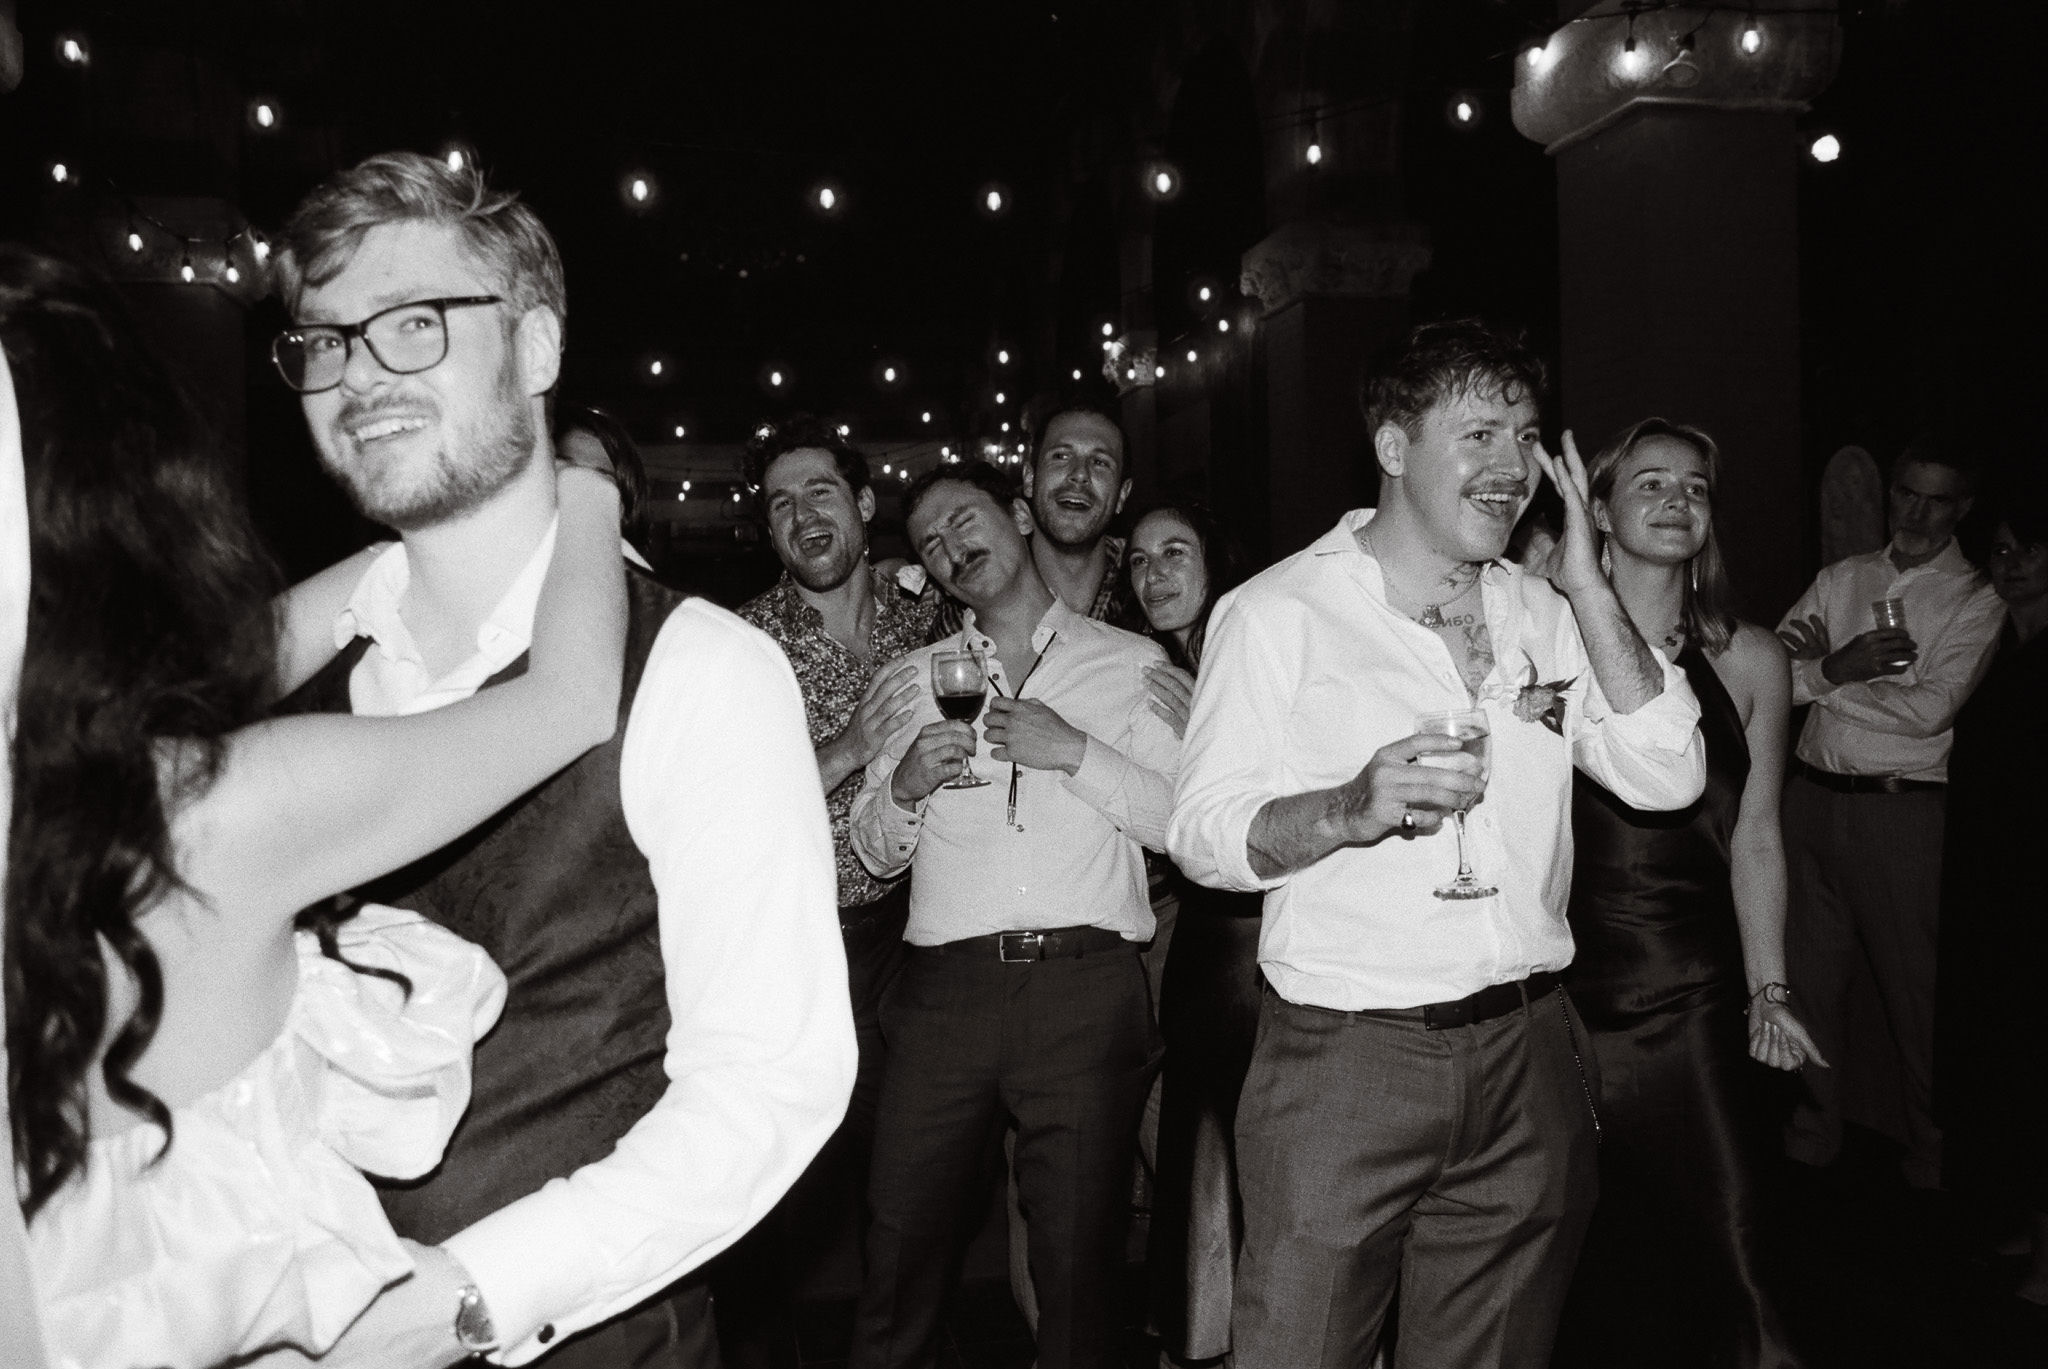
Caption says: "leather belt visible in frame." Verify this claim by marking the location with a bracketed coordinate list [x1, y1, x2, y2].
[1413, 970, 1564, 1030]
[1791, 758, 1944, 795]
[922, 925, 1132, 962]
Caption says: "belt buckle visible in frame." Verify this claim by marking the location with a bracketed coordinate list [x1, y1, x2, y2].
[998, 932, 1044, 963]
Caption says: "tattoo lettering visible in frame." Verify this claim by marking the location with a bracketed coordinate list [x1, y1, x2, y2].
[1459, 622, 1496, 693]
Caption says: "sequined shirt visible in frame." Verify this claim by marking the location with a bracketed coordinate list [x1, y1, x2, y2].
[740, 564, 938, 910]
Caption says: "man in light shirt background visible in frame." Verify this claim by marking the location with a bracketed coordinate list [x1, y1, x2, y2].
[847, 460, 1179, 1369]
[1776, 441, 2004, 1191]
[1170, 320, 1705, 1369]
[266, 151, 855, 1367]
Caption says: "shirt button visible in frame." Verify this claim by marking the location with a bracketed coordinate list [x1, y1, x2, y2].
[538, 1324, 556, 1344]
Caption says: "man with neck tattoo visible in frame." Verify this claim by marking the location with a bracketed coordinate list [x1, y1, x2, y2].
[1169, 319, 1706, 1369]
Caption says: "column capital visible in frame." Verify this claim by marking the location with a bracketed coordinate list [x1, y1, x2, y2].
[1513, 2, 1840, 155]
[1238, 221, 1431, 315]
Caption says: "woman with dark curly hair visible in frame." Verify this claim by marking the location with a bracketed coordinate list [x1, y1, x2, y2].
[2, 245, 626, 1366]
[1126, 502, 1264, 1367]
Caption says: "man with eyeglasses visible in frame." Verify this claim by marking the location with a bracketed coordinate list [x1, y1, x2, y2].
[266, 151, 854, 1368]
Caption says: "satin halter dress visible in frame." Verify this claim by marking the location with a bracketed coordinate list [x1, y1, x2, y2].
[1555, 643, 1803, 1369]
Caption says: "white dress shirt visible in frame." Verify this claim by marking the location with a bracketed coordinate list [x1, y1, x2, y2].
[1778, 538, 2004, 782]
[849, 598, 1180, 945]
[1168, 509, 1705, 1012]
[336, 525, 855, 1363]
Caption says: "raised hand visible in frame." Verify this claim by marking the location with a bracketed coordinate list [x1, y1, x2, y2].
[1338, 733, 1485, 844]
[839, 662, 922, 768]
[1143, 663, 1195, 739]
[982, 696, 1087, 774]
[1530, 428, 1603, 597]
[890, 720, 977, 805]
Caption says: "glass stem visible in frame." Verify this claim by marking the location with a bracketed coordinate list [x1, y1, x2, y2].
[1452, 811, 1473, 881]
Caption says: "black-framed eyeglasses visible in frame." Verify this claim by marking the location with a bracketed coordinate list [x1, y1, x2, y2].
[270, 295, 504, 394]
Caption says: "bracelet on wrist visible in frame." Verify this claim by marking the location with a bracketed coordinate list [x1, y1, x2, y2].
[1746, 981, 1792, 1015]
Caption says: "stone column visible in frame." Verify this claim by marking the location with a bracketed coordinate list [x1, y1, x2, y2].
[1239, 218, 1430, 560]
[1515, 1, 1839, 618]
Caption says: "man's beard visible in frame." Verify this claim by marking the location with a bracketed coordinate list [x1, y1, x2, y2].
[325, 360, 533, 532]
[1032, 493, 1112, 552]
[787, 529, 867, 593]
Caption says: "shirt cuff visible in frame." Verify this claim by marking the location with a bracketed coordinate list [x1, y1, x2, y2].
[876, 790, 925, 866]
[443, 1185, 590, 1363]
[1061, 734, 1121, 810]
[1790, 654, 1834, 704]
[1581, 646, 1699, 750]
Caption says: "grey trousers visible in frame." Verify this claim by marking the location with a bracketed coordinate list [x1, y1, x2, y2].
[1782, 773, 1947, 1186]
[1230, 985, 1601, 1369]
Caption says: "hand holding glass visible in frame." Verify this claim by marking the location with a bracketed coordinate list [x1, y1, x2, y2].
[1871, 597, 1914, 670]
[1414, 709, 1495, 900]
[931, 650, 992, 789]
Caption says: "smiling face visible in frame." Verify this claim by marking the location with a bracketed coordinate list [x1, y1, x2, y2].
[760, 446, 873, 592]
[1988, 523, 2048, 609]
[1596, 433, 1713, 569]
[1127, 509, 1209, 638]
[1377, 385, 1540, 565]
[1888, 458, 1973, 560]
[1024, 411, 1131, 551]
[297, 220, 554, 530]
[907, 478, 1035, 612]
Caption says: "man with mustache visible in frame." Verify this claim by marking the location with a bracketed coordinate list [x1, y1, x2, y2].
[726, 417, 934, 1364]
[1170, 320, 1705, 1368]
[1775, 441, 2002, 1192]
[845, 460, 1179, 1369]
[265, 152, 854, 1367]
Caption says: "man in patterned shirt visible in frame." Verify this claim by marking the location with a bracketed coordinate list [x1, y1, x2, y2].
[728, 416, 935, 1362]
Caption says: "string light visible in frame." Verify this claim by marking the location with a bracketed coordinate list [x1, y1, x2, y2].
[883, 366, 897, 382]
[817, 185, 837, 211]
[1154, 364, 1166, 378]
[1809, 133, 1842, 163]
[1001, 421, 1011, 432]
[1306, 140, 1323, 166]
[224, 264, 240, 284]
[126, 225, 144, 253]
[56, 33, 89, 66]
[979, 183, 1011, 218]
[1526, 40, 1551, 72]
[1101, 322, 1115, 337]
[248, 99, 280, 132]
[445, 146, 469, 173]
[1740, 10, 1763, 54]
[837, 424, 851, 437]
[1614, 11, 1649, 80]
[1197, 285, 1212, 303]
[252, 236, 271, 263]
[50, 162, 70, 184]
[769, 370, 784, 387]
[179, 248, 195, 284]
[994, 391, 1005, 405]
[882, 463, 893, 475]
[1217, 319, 1230, 333]
[1185, 349, 1197, 363]
[921, 411, 932, 423]
[1451, 97, 1478, 127]
[997, 349, 1010, 365]
[1071, 368, 1082, 380]
[648, 359, 664, 377]
[674, 425, 687, 438]
[1143, 161, 1181, 201]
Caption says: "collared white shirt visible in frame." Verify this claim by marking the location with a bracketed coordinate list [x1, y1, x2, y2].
[1778, 538, 2004, 782]
[850, 597, 1180, 945]
[1168, 509, 1705, 1012]
[337, 527, 854, 1364]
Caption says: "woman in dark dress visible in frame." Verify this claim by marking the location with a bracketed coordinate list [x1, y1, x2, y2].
[1555, 419, 1824, 1369]
[1935, 482, 2048, 1303]
[1124, 504, 1260, 1367]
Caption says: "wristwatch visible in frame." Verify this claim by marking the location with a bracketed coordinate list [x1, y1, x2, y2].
[454, 1282, 501, 1354]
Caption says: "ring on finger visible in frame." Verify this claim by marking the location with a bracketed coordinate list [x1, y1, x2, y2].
[1400, 809, 1417, 833]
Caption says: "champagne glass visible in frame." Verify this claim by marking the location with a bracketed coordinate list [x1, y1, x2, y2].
[931, 649, 992, 789]
[1415, 708, 1495, 900]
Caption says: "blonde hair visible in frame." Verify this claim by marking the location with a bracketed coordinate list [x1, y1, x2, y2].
[1587, 417, 1736, 658]
[275, 151, 565, 328]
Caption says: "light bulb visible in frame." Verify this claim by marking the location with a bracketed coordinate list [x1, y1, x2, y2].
[1455, 101, 1474, 124]
[179, 261, 196, 284]
[922, 411, 933, 423]
[995, 392, 1005, 405]
[837, 424, 850, 437]
[1740, 23, 1763, 55]
[769, 370, 784, 387]
[1306, 142, 1323, 165]
[446, 148, 468, 172]
[58, 36, 87, 65]
[997, 349, 1010, 364]
[1615, 37, 1649, 79]
[882, 463, 892, 475]
[1186, 349, 1197, 363]
[884, 366, 897, 382]
[225, 265, 241, 284]
[684, 480, 693, 490]
[818, 186, 836, 210]
[1154, 171, 1172, 194]
[254, 104, 276, 129]
[1526, 43, 1547, 70]
[252, 238, 271, 262]
[1218, 319, 1230, 333]
[630, 178, 650, 203]
[1001, 422, 1010, 432]
[985, 189, 1004, 213]
[50, 163, 69, 184]
[674, 425, 686, 438]
[1198, 286, 1212, 302]
[649, 360, 663, 377]
[1154, 365, 1166, 378]
[127, 230, 144, 253]
[1101, 322, 1114, 336]
[1071, 368, 1082, 380]
[1809, 133, 1842, 163]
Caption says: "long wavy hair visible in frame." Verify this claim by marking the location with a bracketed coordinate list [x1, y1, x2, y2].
[1126, 501, 1249, 673]
[1586, 417, 1736, 658]
[3, 247, 280, 1218]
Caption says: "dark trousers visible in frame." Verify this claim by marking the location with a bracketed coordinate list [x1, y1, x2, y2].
[1783, 773, 1946, 1186]
[546, 1275, 722, 1368]
[1231, 985, 1601, 1369]
[849, 939, 1162, 1369]
[712, 887, 909, 1367]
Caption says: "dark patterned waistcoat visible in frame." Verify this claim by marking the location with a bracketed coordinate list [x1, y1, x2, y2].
[278, 567, 689, 1243]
